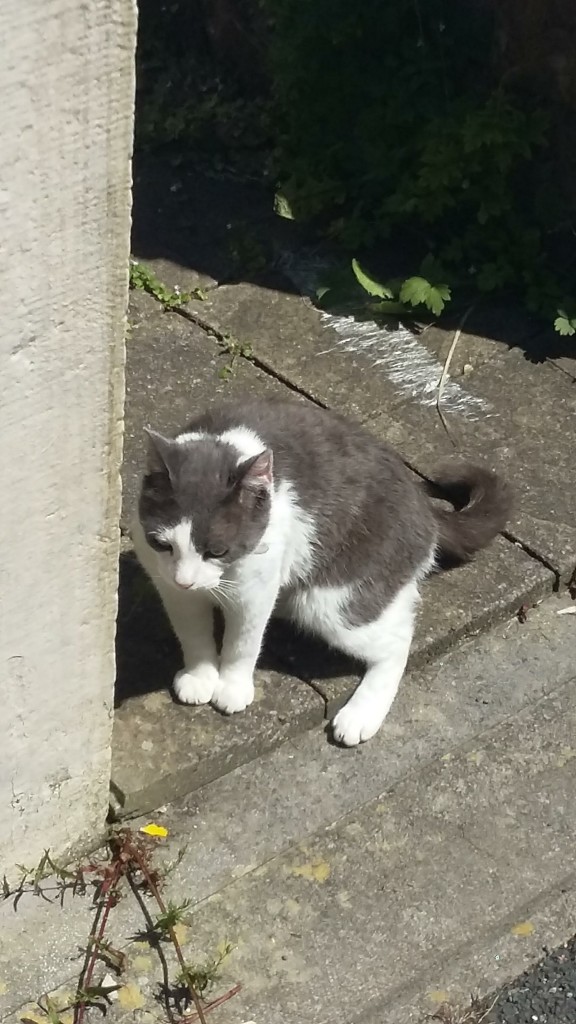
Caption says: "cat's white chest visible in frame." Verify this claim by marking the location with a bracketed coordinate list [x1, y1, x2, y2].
[270, 480, 317, 587]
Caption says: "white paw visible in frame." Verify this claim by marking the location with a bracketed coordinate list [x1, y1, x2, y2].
[332, 702, 383, 747]
[211, 672, 255, 714]
[173, 667, 219, 705]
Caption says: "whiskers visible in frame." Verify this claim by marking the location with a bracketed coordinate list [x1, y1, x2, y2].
[211, 578, 240, 611]
[135, 563, 241, 612]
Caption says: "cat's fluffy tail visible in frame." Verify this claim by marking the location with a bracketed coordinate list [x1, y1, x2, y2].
[426, 463, 512, 568]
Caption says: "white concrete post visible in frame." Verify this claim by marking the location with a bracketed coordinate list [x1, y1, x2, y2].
[0, 0, 136, 878]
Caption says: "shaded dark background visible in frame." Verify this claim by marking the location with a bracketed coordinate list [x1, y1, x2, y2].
[132, 0, 576, 359]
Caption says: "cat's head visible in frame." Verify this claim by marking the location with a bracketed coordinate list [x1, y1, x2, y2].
[139, 428, 273, 591]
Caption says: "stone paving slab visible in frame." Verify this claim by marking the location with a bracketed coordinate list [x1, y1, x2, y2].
[163, 683, 576, 1024]
[4, 596, 576, 1022]
[197, 282, 408, 424]
[551, 356, 576, 382]
[111, 658, 323, 815]
[355, 889, 576, 1024]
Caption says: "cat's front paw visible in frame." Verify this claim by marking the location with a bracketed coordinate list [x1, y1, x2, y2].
[211, 671, 255, 714]
[331, 702, 382, 747]
[173, 666, 219, 706]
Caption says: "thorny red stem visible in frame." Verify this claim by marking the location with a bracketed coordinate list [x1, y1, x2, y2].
[71, 831, 233, 1024]
[130, 846, 208, 1024]
[180, 983, 242, 1022]
[73, 861, 125, 1024]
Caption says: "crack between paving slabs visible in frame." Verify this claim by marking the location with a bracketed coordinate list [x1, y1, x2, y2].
[299, 678, 331, 716]
[546, 356, 576, 384]
[173, 305, 328, 409]
[501, 530, 561, 592]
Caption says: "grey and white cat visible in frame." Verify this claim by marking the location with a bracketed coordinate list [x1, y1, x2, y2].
[133, 398, 510, 746]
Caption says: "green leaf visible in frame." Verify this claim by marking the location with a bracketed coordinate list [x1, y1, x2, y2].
[154, 899, 192, 935]
[399, 276, 450, 315]
[426, 283, 451, 316]
[399, 276, 432, 307]
[274, 192, 294, 220]
[554, 315, 576, 336]
[351, 259, 393, 299]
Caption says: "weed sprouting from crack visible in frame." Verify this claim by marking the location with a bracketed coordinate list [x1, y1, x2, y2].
[129, 259, 206, 310]
[217, 335, 253, 380]
[127, 258, 253, 385]
[176, 942, 235, 1000]
[6, 829, 240, 1024]
[3, 850, 87, 910]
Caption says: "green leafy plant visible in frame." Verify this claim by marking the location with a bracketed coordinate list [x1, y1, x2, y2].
[177, 942, 235, 998]
[218, 335, 253, 380]
[129, 260, 205, 309]
[262, 0, 574, 335]
[134, 0, 576, 337]
[400, 276, 451, 317]
[341, 257, 452, 320]
[153, 898, 193, 937]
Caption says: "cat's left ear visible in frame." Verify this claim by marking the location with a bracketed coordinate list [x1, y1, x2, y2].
[238, 449, 273, 490]
[144, 427, 177, 475]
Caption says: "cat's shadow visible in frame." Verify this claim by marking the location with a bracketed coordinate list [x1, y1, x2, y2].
[115, 552, 359, 708]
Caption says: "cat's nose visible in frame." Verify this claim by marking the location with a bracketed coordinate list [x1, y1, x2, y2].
[175, 579, 194, 590]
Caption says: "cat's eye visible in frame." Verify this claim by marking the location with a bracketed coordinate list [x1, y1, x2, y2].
[204, 547, 228, 561]
[149, 535, 172, 554]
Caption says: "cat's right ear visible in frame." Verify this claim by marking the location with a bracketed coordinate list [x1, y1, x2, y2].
[144, 427, 174, 474]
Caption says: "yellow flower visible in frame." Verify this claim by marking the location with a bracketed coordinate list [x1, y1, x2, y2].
[139, 822, 168, 838]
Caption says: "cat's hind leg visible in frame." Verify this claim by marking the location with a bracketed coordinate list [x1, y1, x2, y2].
[330, 577, 420, 747]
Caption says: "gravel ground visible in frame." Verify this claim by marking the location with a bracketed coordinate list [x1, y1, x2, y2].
[485, 934, 576, 1024]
